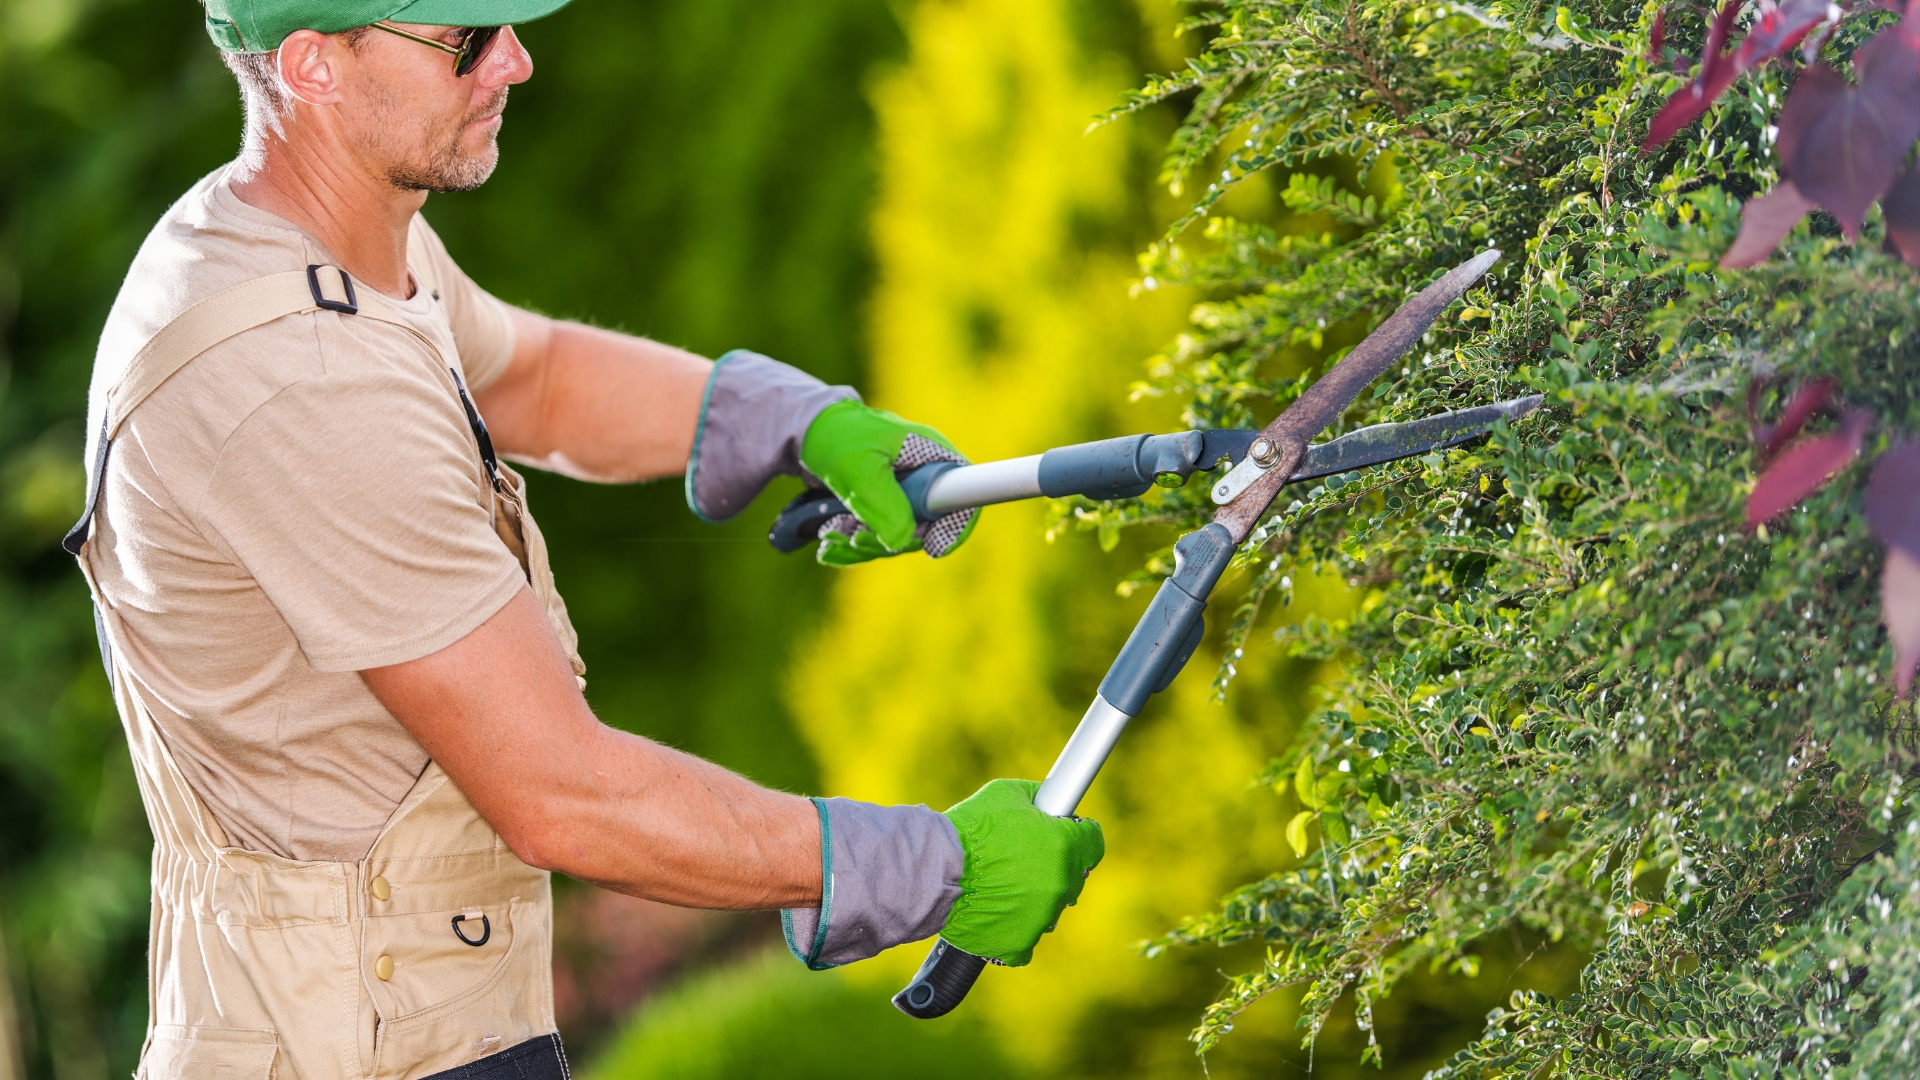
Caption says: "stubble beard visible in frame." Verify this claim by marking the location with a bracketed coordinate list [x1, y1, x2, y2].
[375, 86, 510, 194]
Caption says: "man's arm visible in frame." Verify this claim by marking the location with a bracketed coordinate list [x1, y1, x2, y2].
[360, 585, 822, 909]
[471, 307, 712, 483]
[470, 307, 980, 567]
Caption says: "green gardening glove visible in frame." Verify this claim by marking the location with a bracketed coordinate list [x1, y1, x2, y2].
[798, 400, 980, 567]
[939, 778, 1105, 966]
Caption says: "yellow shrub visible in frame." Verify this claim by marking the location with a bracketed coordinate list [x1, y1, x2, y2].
[787, 0, 1348, 1070]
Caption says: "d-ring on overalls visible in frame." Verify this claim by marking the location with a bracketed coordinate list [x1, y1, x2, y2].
[64, 263, 587, 1080]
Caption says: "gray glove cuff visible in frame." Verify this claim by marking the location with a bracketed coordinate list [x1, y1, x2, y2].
[782, 797, 964, 970]
[684, 350, 859, 523]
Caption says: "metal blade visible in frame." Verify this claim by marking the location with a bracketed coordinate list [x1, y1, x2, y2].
[1211, 250, 1502, 541]
[1290, 394, 1543, 483]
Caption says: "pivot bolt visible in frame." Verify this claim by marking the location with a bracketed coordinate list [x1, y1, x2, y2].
[1249, 437, 1278, 467]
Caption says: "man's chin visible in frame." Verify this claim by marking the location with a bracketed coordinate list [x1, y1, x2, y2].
[385, 144, 500, 194]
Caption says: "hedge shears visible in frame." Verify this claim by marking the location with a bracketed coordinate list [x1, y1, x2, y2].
[776, 250, 1528, 1017]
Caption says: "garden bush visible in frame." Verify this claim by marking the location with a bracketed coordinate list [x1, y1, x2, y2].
[1089, 0, 1920, 1074]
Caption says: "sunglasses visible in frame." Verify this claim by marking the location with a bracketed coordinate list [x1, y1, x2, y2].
[370, 22, 504, 78]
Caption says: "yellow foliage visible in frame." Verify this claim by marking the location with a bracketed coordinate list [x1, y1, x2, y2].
[786, 0, 1348, 1070]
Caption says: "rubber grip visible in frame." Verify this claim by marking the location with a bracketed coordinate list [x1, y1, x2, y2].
[893, 938, 988, 1019]
[767, 465, 954, 553]
[767, 489, 850, 553]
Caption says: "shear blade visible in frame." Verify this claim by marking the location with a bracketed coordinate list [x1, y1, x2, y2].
[1209, 394, 1542, 505]
[1292, 394, 1544, 483]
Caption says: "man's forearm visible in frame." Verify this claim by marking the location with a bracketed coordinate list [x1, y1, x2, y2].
[528, 724, 823, 909]
[363, 588, 822, 909]
[473, 307, 712, 483]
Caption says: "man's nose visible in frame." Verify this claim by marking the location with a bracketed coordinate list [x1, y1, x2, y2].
[478, 25, 533, 86]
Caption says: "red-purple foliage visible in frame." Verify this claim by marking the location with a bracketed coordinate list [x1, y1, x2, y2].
[1782, 33, 1920, 237]
[1707, 11, 1920, 265]
[1643, 1, 1747, 150]
[1643, 0, 1838, 151]
[1721, 182, 1816, 267]
[1746, 408, 1869, 528]
[1882, 165, 1920, 261]
[1867, 444, 1920, 693]
[1754, 377, 1836, 459]
[1732, 0, 1835, 73]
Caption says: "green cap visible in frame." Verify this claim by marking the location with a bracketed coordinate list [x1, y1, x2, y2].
[203, 0, 573, 53]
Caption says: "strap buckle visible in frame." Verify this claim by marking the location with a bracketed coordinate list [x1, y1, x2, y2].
[305, 264, 359, 314]
[451, 913, 491, 947]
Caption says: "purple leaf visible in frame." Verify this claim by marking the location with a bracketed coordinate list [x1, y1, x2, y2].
[1866, 439, 1920, 554]
[1732, 0, 1834, 73]
[1785, 30, 1920, 237]
[1883, 166, 1920, 264]
[1882, 547, 1920, 696]
[1869, 442, 1920, 694]
[1794, 119, 1898, 238]
[1647, 8, 1667, 62]
[1643, 1, 1745, 150]
[1756, 377, 1836, 459]
[1856, 27, 1920, 148]
[1746, 408, 1870, 528]
[1720, 181, 1816, 267]
[1775, 62, 1848, 176]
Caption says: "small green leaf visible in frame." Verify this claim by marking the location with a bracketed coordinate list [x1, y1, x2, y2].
[1320, 810, 1351, 846]
[1286, 810, 1316, 857]
[1295, 756, 1321, 810]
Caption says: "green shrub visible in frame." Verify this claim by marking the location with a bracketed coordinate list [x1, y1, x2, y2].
[1086, 0, 1920, 1074]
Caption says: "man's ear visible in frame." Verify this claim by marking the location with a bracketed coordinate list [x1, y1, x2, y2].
[276, 29, 349, 106]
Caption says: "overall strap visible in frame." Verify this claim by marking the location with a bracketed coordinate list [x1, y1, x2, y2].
[62, 265, 455, 558]
[63, 265, 366, 556]
[61, 264, 453, 696]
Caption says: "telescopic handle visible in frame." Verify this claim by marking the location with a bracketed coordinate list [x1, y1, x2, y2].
[893, 523, 1237, 1019]
[768, 431, 1258, 552]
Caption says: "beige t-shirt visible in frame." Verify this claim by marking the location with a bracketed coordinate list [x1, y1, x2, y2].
[86, 165, 530, 861]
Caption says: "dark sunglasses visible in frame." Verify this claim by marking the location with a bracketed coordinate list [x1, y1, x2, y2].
[370, 22, 504, 78]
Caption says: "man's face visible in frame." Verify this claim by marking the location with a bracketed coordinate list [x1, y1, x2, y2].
[342, 24, 532, 194]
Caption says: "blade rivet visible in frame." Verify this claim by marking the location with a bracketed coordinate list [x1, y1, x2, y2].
[1249, 437, 1278, 466]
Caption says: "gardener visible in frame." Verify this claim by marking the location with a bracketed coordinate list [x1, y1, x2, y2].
[65, 3, 1104, 1079]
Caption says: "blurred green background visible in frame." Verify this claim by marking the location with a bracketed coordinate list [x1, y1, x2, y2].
[0, 0, 1565, 1077]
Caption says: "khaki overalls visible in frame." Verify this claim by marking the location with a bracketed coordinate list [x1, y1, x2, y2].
[65, 264, 585, 1080]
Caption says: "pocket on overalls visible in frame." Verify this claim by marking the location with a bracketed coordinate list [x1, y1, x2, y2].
[367, 900, 546, 1080]
[140, 1025, 278, 1080]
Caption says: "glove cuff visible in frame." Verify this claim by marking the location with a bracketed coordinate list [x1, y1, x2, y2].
[685, 351, 859, 523]
[781, 797, 963, 970]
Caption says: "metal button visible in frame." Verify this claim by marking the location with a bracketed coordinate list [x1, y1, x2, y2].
[370, 876, 390, 902]
[375, 954, 394, 981]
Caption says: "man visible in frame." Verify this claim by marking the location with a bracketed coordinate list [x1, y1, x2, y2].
[66, 3, 1104, 1079]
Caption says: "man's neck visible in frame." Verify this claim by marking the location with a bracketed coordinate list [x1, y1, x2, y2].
[231, 131, 427, 300]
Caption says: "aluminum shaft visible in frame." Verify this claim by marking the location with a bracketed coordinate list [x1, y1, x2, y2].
[1033, 695, 1132, 817]
[921, 455, 1043, 514]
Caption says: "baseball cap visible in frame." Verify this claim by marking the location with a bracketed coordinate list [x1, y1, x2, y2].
[203, 0, 574, 53]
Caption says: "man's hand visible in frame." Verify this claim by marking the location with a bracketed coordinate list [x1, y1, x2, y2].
[799, 399, 979, 566]
[361, 587, 822, 910]
[938, 779, 1105, 966]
